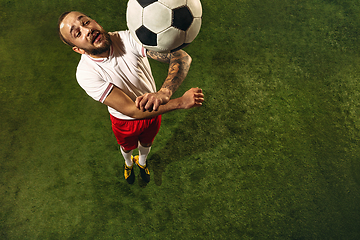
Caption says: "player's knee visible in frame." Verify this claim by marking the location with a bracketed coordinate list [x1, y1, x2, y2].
[121, 146, 133, 153]
[139, 142, 152, 148]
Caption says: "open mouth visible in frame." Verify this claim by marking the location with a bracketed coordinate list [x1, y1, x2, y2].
[92, 32, 102, 44]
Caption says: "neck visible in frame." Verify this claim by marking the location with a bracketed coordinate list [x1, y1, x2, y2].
[89, 49, 110, 58]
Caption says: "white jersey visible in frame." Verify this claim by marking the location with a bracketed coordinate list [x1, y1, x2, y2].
[76, 30, 156, 120]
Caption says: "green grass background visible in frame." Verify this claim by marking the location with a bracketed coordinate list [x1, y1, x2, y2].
[1, 0, 360, 239]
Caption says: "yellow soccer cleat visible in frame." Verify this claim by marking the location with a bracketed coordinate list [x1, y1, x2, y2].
[124, 156, 135, 184]
[133, 155, 150, 183]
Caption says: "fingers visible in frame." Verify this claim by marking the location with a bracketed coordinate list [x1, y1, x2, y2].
[193, 88, 204, 104]
[137, 88, 204, 111]
[135, 95, 144, 108]
[189, 87, 202, 93]
[136, 94, 149, 111]
[136, 93, 163, 112]
[195, 87, 203, 93]
[195, 95, 204, 106]
[195, 88, 204, 106]
[144, 98, 161, 112]
[189, 88, 204, 107]
[195, 92, 204, 98]
[152, 100, 161, 111]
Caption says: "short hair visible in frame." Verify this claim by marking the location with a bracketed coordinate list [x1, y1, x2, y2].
[58, 11, 75, 47]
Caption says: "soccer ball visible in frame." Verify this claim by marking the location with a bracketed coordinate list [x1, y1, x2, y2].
[126, 0, 202, 52]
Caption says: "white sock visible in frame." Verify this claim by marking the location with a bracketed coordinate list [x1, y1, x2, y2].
[138, 145, 151, 167]
[120, 147, 133, 167]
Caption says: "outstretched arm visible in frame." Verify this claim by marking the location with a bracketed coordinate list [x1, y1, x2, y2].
[104, 85, 204, 119]
[135, 49, 192, 111]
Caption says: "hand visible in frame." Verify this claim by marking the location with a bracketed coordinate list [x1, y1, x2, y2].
[135, 88, 172, 112]
[180, 88, 204, 109]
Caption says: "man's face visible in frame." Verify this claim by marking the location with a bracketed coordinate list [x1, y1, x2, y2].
[60, 11, 111, 56]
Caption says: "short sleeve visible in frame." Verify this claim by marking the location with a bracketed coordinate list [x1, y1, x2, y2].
[76, 68, 114, 103]
[125, 31, 147, 58]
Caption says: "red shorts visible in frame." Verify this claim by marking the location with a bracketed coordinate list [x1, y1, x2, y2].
[110, 115, 162, 151]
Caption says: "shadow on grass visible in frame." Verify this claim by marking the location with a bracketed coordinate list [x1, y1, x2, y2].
[148, 96, 247, 186]
[148, 112, 215, 186]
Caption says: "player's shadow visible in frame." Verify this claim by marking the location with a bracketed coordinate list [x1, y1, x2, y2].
[148, 120, 202, 186]
[148, 153, 166, 186]
[148, 123, 214, 186]
[148, 119, 217, 186]
[148, 102, 247, 186]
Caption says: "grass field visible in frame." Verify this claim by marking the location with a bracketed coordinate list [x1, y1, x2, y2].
[1, 0, 360, 239]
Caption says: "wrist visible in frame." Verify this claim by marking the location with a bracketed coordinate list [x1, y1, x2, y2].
[159, 88, 173, 98]
[169, 97, 184, 110]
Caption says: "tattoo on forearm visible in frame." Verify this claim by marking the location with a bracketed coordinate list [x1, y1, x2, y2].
[147, 50, 191, 94]
[147, 50, 172, 63]
[162, 54, 191, 93]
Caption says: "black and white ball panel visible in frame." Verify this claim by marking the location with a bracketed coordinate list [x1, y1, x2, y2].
[126, 0, 202, 52]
